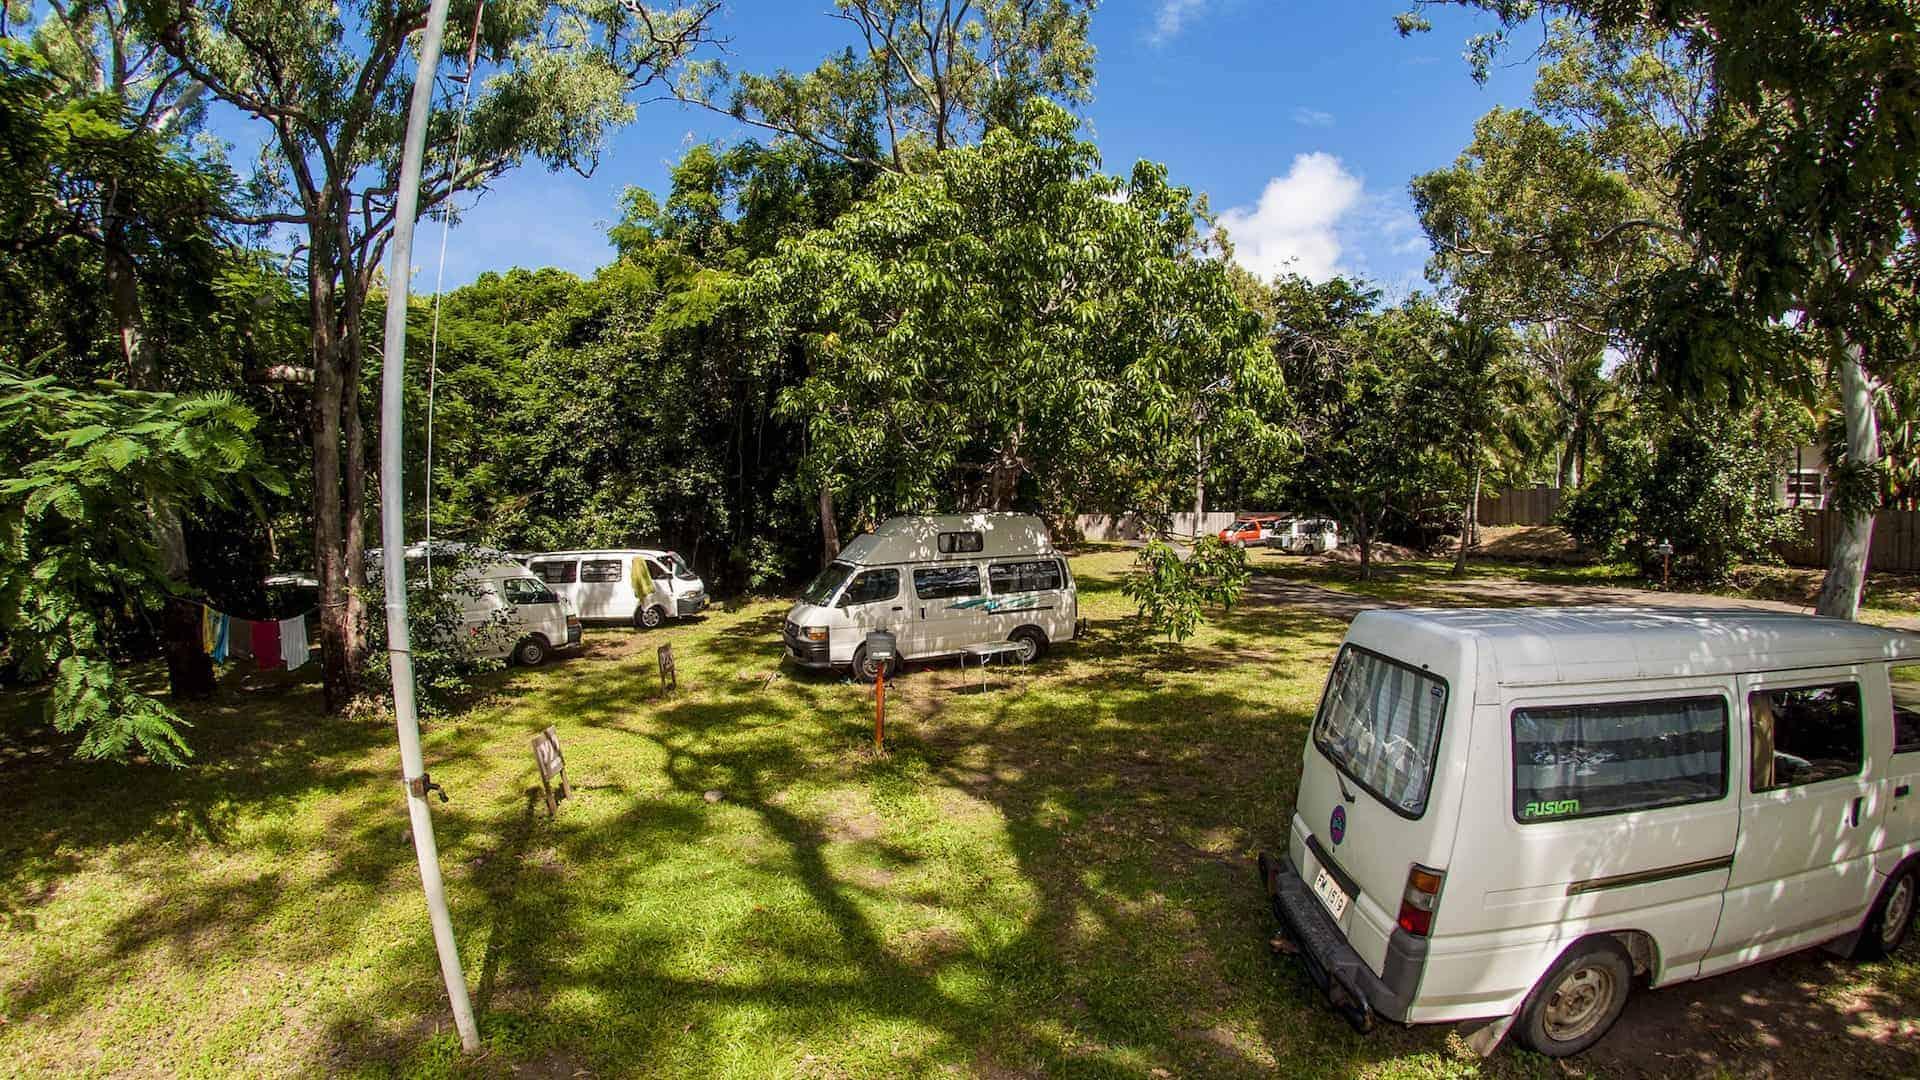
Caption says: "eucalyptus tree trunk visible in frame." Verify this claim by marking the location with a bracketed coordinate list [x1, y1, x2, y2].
[1814, 341, 1879, 620]
[1192, 427, 1205, 540]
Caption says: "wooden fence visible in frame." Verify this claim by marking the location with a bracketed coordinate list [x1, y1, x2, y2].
[1477, 485, 1920, 572]
[1477, 486, 1563, 527]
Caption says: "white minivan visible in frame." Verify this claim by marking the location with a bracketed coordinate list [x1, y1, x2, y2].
[783, 513, 1081, 680]
[371, 544, 583, 666]
[523, 549, 707, 628]
[1262, 607, 1920, 1057]
[1274, 517, 1341, 555]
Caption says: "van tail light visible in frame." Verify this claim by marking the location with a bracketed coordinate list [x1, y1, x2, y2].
[1397, 864, 1445, 937]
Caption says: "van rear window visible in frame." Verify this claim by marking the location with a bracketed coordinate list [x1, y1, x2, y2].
[1312, 646, 1448, 818]
[1512, 696, 1727, 822]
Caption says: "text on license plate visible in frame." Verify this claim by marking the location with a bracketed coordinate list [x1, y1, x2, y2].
[1312, 866, 1350, 921]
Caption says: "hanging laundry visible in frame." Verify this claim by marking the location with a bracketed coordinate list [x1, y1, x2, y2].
[201, 604, 217, 654]
[253, 618, 284, 671]
[230, 618, 254, 663]
[210, 612, 231, 664]
[280, 615, 309, 672]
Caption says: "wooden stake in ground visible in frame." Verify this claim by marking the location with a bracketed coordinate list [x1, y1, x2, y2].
[658, 642, 677, 694]
[531, 726, 569, 818]
[874, 665, 886, 752]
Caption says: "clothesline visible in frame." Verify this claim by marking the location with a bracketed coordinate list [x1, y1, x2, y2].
[195, 600, 313, 673]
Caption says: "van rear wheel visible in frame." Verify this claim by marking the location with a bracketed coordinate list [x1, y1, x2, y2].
[1854, 862, 1917, 960]
[1009, 626, 1048, 663]
[1515, 938, 1633, 1057]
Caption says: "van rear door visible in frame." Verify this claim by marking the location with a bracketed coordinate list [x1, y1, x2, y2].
[1293, 644, 1458, 961]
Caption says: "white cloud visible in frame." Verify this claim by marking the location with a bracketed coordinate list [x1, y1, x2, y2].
[1291, 106, 1335, 128]
[1217, 152, 1365, 283]
[1150, 0, 1208, 44]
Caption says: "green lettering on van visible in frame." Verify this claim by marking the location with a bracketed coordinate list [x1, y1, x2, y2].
[1522, 799, 1581, 819]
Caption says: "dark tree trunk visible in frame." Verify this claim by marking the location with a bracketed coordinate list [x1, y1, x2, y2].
[1355, 511, 1373, 582]
[1452, 459, 1480, 577]
[818, 485, 841, 567]
[310, 254, 355, 711]
[107, 209, 210, 697]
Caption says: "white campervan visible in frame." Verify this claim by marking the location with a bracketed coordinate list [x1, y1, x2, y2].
[1262, 607, 1920, 1058]
[1275, 518, 1341, 555]
[370, 544, 582, 666]
[523, 549, 707, 628]
[782, 513, 1081, 680]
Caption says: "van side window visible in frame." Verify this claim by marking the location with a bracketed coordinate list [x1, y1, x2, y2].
[937, 531, 984, 554]
[644, 560, 671, 582]
[500, 578, 556, 606]
[1889, 663, 1920, 754]
[1749, 682, 1864, 791]
[913, 565, 981, 599]
[988, 560, 1063, 594]
[1511, 697, 1727, 822]
[529, 560, 577, 585]
[580, 559, 622, 583]
[841, 569, 900, 606]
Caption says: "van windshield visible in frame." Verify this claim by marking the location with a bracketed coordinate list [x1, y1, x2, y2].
[799, 561, 855, 606]
[1312, 645, 1449, 817]
[664, 554, 699, 582]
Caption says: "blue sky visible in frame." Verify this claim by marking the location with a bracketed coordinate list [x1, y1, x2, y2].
[383, 1, 1539, 293]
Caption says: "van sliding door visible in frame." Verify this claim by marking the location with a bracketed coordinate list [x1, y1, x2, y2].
[1707, 670, 1880, 973]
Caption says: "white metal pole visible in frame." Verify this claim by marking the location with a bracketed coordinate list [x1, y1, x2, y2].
[376, 0, 479, 1054]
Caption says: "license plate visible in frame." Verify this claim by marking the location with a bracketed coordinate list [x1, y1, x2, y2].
[1312, 866, 1350, 921]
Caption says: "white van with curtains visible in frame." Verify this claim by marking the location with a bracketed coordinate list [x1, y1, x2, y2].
[523, 549, 707, 628]
[782, 513, 1081, 680]
[1261, 607, 1920, 1058]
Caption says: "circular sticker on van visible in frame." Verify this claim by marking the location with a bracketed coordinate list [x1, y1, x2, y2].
[1329, 804, 1346, 846]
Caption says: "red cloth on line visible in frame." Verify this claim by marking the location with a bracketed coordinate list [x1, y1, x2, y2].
[252, 618, 284, 671]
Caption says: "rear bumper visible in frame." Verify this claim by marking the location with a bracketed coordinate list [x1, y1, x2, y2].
[1259, 851, 1423, 1032]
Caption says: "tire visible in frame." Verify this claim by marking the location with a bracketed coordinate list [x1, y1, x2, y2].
[1854, 862, 1918, 961]
[635, 605, 665, 629]
[513, 636, 549, 667]
[1514, 938, 1634, 1058]
[1009, 625, 1048, 663]
[850, 644, 894, 683]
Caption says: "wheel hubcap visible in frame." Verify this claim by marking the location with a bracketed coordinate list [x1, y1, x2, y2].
[1016, 637, 1037, 661]
[1884, 877, 1914, 948]
[1543, 963, 1615, 1043]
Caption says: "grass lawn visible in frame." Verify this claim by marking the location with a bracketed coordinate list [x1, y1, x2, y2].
[2, 549, 1915, 1077]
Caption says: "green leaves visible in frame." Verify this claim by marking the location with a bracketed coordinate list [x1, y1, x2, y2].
[0, 366, 275, 764]
[1122, 538, 1250, 642]
[756, 99, 1279, 517]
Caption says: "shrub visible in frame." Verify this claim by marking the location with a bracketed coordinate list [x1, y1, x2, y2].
[357, 547, 515, 716]
[1123, 537, 1250, 641]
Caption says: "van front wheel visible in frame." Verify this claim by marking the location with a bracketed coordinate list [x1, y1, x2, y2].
[1515, 938, 1633, 1057]
[635, 605, 665, 629]
[850, 644, 895, 683]
[513, 636, 549, 667]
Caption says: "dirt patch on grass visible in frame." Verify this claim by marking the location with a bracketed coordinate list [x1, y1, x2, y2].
[1474, 524, 1589, 564]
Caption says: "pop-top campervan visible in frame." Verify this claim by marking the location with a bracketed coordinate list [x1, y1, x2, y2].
[782, 513, 1081, 680]
[1263, 607, 1919, 1058]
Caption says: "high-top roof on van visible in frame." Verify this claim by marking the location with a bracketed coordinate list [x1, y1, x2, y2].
[1351, 606, 1919, 690]
[837, 512, 1056, 565]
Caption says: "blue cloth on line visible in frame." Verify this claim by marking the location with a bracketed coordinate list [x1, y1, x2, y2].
[211, 613, 230, 664]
